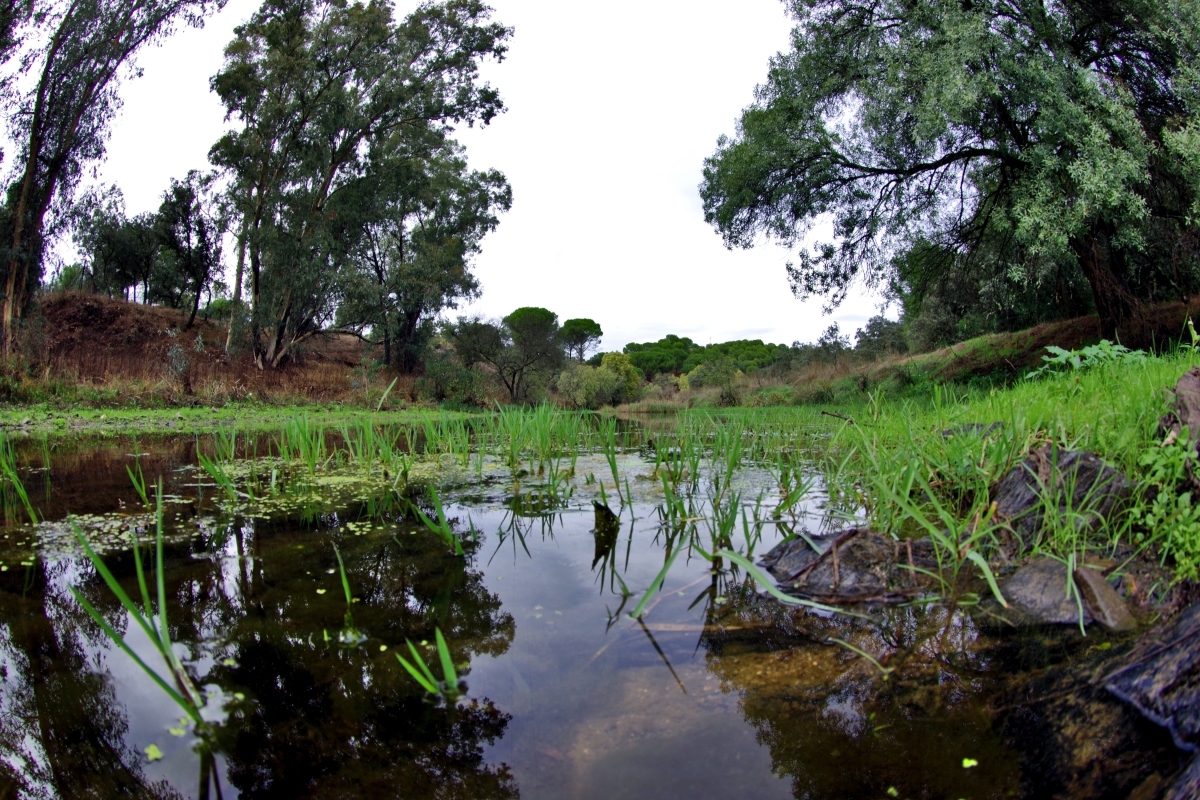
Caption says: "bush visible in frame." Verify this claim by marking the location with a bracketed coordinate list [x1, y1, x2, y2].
[599, 352, 644, 402]
[555, 364, 623, 409]
[416, 350, 490, 407]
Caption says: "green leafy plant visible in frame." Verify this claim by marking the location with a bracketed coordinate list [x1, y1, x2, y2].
[68, 479, 209, 735]
[414, 486, 464, 556]
[395, 628, 463, 702]
[1028, 340, 1146, 379]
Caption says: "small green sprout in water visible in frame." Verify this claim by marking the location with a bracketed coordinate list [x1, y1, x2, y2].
[395, 628, 463, 703]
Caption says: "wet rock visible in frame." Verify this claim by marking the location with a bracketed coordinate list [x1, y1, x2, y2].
[1105, 601, 1200, 750]
[992, 446, 1132, 545]
[998, 658, 1185, 798]
[1166, 754, 1200, 800]
[941, 421, 1005, 439]
[996, 558, 1092, 627]
[798, 529, 894, 599]
[1160, 366, 1200, 448]
[1074, 565, 1136, 632]
[759, 535, 824, 582]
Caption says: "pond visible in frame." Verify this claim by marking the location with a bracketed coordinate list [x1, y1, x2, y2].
[0, 412, 1178, 798]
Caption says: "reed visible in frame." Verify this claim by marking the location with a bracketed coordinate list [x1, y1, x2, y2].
[395, 628, 462, 703]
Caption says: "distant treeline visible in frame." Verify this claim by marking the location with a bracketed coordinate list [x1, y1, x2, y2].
[611, 317, 907, 379]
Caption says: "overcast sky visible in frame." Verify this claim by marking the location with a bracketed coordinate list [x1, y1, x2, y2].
[95, 0, 884, 352]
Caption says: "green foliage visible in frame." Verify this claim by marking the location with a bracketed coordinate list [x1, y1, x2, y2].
[210, 0, 511, 368]
[853, 316, 907, 360]
[154, 170, 224, 329]
[395, 628, 462, 703]
[554, 363, 622, 409]
[560, 318, 603, 362]
[623, 334, 792, 378]
[1028, 340, 1147, 379]
[1132, 431, 1200, 579]
[335, 143, 511, 373]
[416, 350, 490, 407]
[700, 0, 1200, 338]
[449, 308, 564, 402]
[599, 352, 643, 403]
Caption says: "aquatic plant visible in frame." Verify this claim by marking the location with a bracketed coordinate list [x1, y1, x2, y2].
[67, 478, 220, 771]
[395, 628, 463, 703]
[414, 486, 464, 556]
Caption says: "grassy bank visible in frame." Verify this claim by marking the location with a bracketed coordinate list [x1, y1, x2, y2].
[688, 345, 1200, 583]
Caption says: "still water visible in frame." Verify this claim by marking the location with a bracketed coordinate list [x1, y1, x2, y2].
[0, 429, 1158, 798]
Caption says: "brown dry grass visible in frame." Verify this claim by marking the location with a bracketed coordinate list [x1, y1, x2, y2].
[4, 292, 420, 408]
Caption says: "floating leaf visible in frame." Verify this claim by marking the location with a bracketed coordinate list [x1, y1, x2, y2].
[144, 744, 164, 761]
[962, 758, 979, 768]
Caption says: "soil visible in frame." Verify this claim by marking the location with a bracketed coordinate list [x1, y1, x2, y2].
[10, 292, 404, 406]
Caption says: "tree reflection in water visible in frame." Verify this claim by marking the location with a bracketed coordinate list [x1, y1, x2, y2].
[0, 510, 518, 799]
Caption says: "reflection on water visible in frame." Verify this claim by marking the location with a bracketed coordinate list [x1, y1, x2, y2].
[0, 430, 1180, 798]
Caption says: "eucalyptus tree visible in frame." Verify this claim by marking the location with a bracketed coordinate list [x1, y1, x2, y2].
[0, 0, 224, 353]
[209, 0, 510, 369]
[701, 0, 1200, 343]
[337, 138, 511, 372]
[154, 170, 224, 328]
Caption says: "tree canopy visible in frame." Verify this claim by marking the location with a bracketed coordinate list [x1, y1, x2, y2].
[0, 0, 223, 352]
[701, 0, 1200, 343]
[622, 334, 792, 377]
[210, 0, 510, 368]
[560, 318, 603, 361]
[449, 307, 564, 402]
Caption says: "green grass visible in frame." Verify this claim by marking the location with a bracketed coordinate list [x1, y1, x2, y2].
[685, 347, 1200, 582]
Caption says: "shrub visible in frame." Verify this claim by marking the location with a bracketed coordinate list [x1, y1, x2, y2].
[416, 350, 491, 407]
[600, 352, 644, 402]
[555, 364, 623, 409]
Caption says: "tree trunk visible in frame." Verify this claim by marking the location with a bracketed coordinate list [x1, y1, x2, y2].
[1072, 231, 1145, 347]
[225, 214, 248, 352]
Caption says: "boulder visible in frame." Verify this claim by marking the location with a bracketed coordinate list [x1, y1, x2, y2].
[759, 534, 824, 582]
[1074, 565, 1137, 632]
[993, 558, 1092, 627]
[766, 528, 933, 603]
[1166, 754, 1200, 800]
[992, 446, 1132, 545]
[1105, 601, 1200, 752]
[1159, 366, 1200, 448]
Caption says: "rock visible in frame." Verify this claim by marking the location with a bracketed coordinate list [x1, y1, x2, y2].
[99, 414, 107, 421]
[20, 418, 30, 426]
[941, 421, 1005, 439]
[1160, 366, 1200, 447]
[175, 412, 184, 420]
[779, 528, 902, 601]
[1166, 754, 1200, 800]
[1105, 601, 1200, 751]
[165, 421, 174, 429]
[1074, 565, 1136, 632]
[760, 534, 824, 582]
[992, 446, 1132, 546]
[997, 558, 1092, 626]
